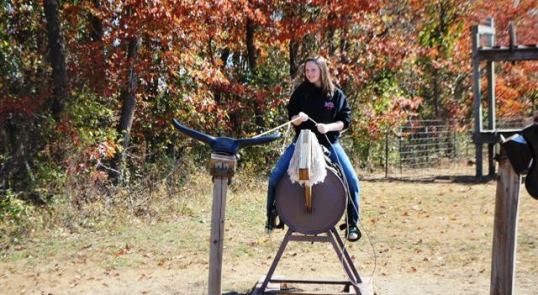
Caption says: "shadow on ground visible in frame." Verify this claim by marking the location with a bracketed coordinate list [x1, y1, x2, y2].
[362, 175, 496, 184]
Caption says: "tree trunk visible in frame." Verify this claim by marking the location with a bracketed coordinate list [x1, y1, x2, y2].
[90, 0, 103, 42]
[432, 67, 440, 118]
[289, 39, 300, 77]
[339, 17, 350, 64]
[214, 48, 230, 104]
[89, 0, 106, 95]
[326, 12, 336, 56]
[110, 36, 141, 182]
[246, 16, 264, 127]
[2, 115, 37, 195]
[246, 18, 257, 76]
[3, 116, 20, 190]
[43, 0, 69, 121]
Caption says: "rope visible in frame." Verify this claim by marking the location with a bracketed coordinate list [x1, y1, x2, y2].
[319, 131, 377, 288]
[252, 117, 302, 138]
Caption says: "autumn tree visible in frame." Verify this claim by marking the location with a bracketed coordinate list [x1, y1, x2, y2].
[2, 0, 536, 205]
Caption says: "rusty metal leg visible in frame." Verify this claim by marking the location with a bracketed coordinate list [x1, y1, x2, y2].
[258, 228, 293, 294]
[328, 230, 361, 294]
[329, 229, 358, 283]
[331, 228, 362, 283]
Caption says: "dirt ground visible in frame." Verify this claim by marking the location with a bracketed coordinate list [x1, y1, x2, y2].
[1, 174, 537, 295]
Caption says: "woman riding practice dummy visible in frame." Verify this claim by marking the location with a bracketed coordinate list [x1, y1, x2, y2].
[266, 56, 362, 242]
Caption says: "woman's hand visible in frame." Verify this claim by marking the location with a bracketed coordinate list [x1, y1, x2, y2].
[292, 112, 309, 125]
[317, 123, 329, 134]
[317, 121, 344, 134]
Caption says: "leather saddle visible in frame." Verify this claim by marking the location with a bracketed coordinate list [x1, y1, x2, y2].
[504, 123, 538, 199]
[522, 123, 538, 199]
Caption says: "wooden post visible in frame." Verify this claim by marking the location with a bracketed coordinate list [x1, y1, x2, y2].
[385, 131, 389, 178]
[486, 58, 496, 178]
[473, 18, 497, 177]
[208, 153, 236, 295]
[486, 18, 496, 177]
[472, 24, 483, 177]
[508, 22, 517, 50]
[488, 144, 496, 176]
[490, 147, 521, 295]
[398, 128, 403, 175]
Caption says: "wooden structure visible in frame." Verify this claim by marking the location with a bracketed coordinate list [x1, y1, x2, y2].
[490, 123, 538, 295]
[252, 228, 368, 295]
[208, 153, 237, 295]
[471, 18, 538, 177]
[298, 130, 314, 212]
[490, 146, 521, 295]
[253, 168, 371, 294]
[171, 119, 281, 295]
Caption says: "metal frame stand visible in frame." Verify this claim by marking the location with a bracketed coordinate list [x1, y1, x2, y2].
[253, 227, 363, 295]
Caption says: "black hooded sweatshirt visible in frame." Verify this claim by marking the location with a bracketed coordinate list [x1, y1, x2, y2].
[287, 81, 351, 147]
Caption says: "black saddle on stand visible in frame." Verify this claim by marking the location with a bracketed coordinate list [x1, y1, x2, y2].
[522, 124, 538, 199]
[504, 123, 538, 199]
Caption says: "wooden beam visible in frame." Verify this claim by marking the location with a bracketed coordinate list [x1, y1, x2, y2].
[472, 25, 483, 177]
[490, 148, 521, 295]
[472, 25, 482, 133]
[208, 177, 229, 295]
[472, 130, 521, 145]
[207, 154, 236, 295]
[478, 47, 538, 61]
[509, 22, 517, 50]
[476, 144, 483, 177]
[486, 61, 496, 130]
[488, 144, 496, 176]
[487, 60, 496, 176]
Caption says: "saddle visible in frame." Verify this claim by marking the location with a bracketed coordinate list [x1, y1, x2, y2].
[268, 130, 350, 234]
[522, 123, 538, 199]
[504, 122, 538, 199]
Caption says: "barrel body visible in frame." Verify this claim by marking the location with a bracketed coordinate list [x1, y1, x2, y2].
[275, 168, 347, 235]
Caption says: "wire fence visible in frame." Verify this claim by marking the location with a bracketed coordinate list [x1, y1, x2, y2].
[361, 119, 478, 180]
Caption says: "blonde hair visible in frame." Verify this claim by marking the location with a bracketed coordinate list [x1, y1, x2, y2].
[296, 56, 336, 99]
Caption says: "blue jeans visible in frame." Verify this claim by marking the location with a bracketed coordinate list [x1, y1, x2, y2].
[266, 141, 360, 227]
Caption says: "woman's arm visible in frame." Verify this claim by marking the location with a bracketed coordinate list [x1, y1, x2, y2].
[291, 112, 309, 126]
[317, 121, 344, 134]
[334, 89, 351, 130]
[317, 89, 350, 134]
[288, 85, 309, 126]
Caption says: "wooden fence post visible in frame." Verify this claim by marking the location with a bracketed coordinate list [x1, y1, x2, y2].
[208, 154, 236, 295]
[490, 148, 521, 295]
[385, 131, 389, 178]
